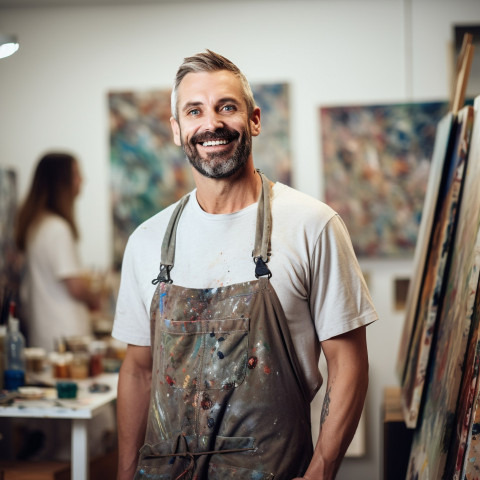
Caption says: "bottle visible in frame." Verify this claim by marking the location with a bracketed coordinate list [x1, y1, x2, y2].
[4, 302, 26, 391]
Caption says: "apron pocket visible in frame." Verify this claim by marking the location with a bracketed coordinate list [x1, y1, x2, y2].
[161, 316, 250, 390]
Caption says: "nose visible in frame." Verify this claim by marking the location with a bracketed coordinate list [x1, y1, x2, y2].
[204, 109, 224, 131]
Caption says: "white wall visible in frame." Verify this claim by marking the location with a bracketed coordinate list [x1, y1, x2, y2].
[1, 1, 479, 478]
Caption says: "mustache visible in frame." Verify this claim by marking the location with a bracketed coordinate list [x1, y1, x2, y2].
[191, 128, 240, 144]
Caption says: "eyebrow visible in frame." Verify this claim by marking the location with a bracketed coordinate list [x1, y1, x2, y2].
[182, 101, 203, 113]
[181, 97, 242, 113]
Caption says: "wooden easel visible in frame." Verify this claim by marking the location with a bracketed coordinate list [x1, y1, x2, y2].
[449, 33, 475, 114]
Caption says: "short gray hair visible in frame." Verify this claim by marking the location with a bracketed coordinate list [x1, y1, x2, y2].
[171, 49, 256, 120]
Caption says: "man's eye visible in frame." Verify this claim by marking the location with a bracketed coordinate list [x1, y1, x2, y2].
[222, 105, 235, 112]
[188, 109, 200, 116]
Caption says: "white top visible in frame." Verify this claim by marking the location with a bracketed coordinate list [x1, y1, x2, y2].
[23, 214, 91, 351]
[112, 183, 378, 391]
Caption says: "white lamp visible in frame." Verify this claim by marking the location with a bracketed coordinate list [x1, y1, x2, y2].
[0, 34, 19, 59]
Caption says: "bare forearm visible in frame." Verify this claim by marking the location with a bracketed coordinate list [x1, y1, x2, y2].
[305, 370, 368, 479]
[301, 327, 369, 480]
[117, 348, 152, 480]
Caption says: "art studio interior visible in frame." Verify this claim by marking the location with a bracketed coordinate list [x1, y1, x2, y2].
[1, 0, 480, 479]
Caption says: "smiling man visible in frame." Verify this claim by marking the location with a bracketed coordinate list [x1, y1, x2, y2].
[172, 70, 256, 180]
[113, 50, 378, 480]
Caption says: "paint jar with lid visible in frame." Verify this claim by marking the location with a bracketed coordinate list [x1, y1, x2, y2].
[89, 340, 106, 377]
[70, 352, 90, 379]
[56, 381, 78, 399]
[50, 352, 73, 379]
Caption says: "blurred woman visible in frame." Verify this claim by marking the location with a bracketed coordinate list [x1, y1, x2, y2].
[15, 152, 99, 351]
[13, 152, 114, 462]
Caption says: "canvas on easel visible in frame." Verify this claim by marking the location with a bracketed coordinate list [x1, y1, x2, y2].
[401, 105, 474, 429]
[395, 113, 455, 383]
[396, 33, 475, 387]
[407, 96, 480, 480]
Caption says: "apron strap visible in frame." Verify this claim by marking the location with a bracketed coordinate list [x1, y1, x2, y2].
[252, 170, 272, 278]
[152, 170, 273, 284]
[151, 194, 190, 285]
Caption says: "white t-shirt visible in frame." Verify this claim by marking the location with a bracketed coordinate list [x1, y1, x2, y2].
[23, 214, 91, 351]
[112, 183, 378, 392]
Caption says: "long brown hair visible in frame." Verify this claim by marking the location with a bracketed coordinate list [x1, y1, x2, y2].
[15, 152, 79, 251]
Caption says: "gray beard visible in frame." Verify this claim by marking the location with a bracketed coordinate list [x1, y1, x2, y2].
[182, 130, 252, 179]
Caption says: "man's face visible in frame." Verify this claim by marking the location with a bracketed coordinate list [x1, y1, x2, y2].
[170, 70, 261, 179]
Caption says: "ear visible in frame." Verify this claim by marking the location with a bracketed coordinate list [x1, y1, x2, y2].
[250, 107, 261, 137]
[170, 117, 182, 146]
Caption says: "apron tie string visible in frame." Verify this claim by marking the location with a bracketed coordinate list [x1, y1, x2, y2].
[143, 434, 255, 478]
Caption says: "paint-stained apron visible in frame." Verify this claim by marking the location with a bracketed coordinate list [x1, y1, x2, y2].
[135, 173, 314, 480]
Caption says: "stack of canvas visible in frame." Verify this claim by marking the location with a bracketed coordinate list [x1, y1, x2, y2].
[397, 96, 480, 479]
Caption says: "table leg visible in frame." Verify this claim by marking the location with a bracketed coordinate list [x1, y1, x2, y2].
[72, 418, 89, 480]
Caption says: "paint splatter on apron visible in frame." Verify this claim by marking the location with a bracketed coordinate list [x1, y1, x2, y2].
[135, 173, 313, 480]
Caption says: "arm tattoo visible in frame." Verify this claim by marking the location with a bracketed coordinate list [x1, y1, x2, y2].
[320, 386, 332, 427]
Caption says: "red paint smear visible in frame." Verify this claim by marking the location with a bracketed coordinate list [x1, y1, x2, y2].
[264, 366, 271, 374]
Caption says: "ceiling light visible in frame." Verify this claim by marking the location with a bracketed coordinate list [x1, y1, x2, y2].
[0, 34, 19, 59]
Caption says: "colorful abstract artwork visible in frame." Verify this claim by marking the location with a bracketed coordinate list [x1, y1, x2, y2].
[109, 83, 291, 268]
[320, 101, 448, 258]
[401, 106, 474, 429]
[407, 98, 480, 479]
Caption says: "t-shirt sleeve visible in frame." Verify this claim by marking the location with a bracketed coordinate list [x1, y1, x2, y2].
[311, 214, 378, 341]
[111, 235, 152, 346]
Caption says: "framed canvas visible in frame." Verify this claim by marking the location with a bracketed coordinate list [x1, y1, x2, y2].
[320, 101, 448, 259]
[109, 83, 291, 269]
[407, 97, 480, 480]
[401, 106, 474, 428]
[396, 113, 455, 381]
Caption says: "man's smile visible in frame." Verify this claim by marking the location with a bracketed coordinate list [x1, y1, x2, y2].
[201, 139, 229, 147]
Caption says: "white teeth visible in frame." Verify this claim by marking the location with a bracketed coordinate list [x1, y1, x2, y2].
[202, 140, 228, 147]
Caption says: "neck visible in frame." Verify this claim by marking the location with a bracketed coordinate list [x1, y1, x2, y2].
[193, 163, 262, 214]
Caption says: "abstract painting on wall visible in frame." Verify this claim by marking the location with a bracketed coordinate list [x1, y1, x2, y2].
[109, 83, 291, 268]
[401, 106, 474, 429]
[407, 98, 480, 480]
[320, 101, 448, 258]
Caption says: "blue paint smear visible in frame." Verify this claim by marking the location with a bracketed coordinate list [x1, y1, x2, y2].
[159, 292, 167, 315]
[192, 336, 202, 358]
